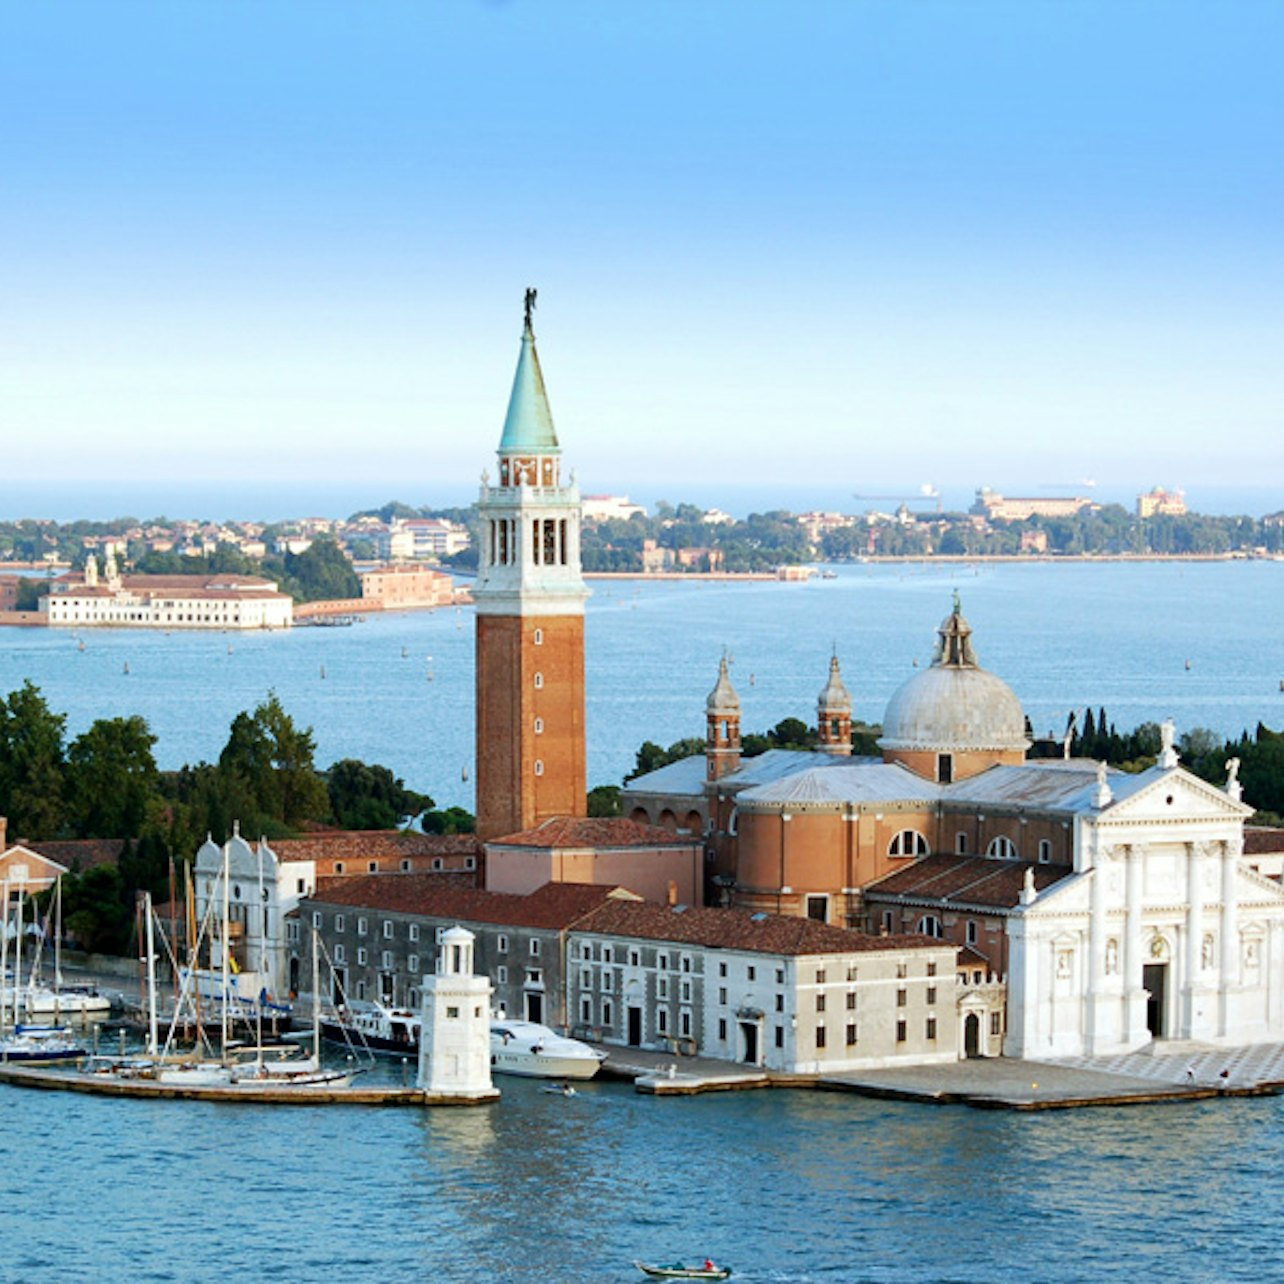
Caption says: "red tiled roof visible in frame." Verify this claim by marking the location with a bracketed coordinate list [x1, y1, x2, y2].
[864, 854, 1073, 910]
[574, 899, 949, 957]
[305, 876, 631, 929]
[20, 838, 126, 871]
[1244, 827, 1284, 856]
[271, 831, 481, 862]
[488, 816, 698, 849]
[313, 871, 477, 898]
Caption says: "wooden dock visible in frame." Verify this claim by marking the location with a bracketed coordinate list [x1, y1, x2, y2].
[0, 1064, 498, 1107]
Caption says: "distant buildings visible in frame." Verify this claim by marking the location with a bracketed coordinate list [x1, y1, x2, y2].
[41, 554, 293, 630]
[1137, 487, 1187, 518]
[970, 487, 1096, 521]
[581, 494, 647, 524]
[382, 517, 471, 563]
[359, 564, 456, 610]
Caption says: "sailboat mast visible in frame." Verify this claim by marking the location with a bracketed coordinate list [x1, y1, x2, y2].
[312, 929, 320, 1064]
[145, 891, 159, 1056]
[255, 841, 265, 1069]
[1, 878, 9, 1035]
[221, 838, 231, 1057]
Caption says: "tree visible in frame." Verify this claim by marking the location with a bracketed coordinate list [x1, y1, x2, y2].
[280, 538, 361, 602]
[61, 864, 129, 955]
[66, 716, 162, 839]
[422, 806, 476, 834]
[327, 758, 431, 830]
[218, 694, 329, 830]
[587, 785, 621, 817]
[0, 681, 67, 839]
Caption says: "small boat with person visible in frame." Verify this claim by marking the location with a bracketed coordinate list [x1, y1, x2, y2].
[635, 1261, 732, 1280]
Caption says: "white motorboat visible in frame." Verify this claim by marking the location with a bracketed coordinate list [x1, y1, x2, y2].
[320, 1001, 421, 1056]
[489, 1020, 604, 1080]
[22, 984, 113, 1019]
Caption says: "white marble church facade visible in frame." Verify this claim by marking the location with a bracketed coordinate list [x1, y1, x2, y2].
[1005, 749, 1284, 1059]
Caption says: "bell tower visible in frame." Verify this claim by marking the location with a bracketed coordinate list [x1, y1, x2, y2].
[474, 291, 589, 840]
[817, 653, 853, 755]
[705, 654, 742, 783]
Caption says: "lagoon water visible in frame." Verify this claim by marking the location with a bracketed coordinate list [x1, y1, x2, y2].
[4, 561, 1284, 1281]
[2, 1071, 1283, 1282]
[1, 560, 1282, 812]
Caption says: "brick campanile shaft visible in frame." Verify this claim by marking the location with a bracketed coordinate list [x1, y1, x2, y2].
[473, 293, 589, 841]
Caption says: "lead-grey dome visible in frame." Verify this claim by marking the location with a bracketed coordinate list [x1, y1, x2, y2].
[878, 601, 1029, 753]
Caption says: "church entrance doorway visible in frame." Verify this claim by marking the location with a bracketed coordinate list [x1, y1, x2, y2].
[963, 1012, 981, 1058]
[739, 1021, 759, 1065]
[524, 991, 544, 1024]
[627, 1006, 643, 1046]
[1143, 963, 1168, 1038]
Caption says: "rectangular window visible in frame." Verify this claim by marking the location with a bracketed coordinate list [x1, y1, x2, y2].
[446, 1006, 459, 1019]
[334, 944, 346, 964]
[1039, 839, 1052, 864]
[526, 968, 543, 987]
[966, 920, 978, 945]
[383, 921, 393, 939]
[846, 1023, 857, 1046]
[927, 962, 937, 977]
[991, 1012, 1002, 1036]
[382, 950, 393, 969]
[680, 954, 691, 973]
[806, 895, 828, 922]
[680, 1009, 692, 1038]
[657, 978, 669, 999]
[747, 966, 756, 981]
[816, 1025, 826, 1049]
[927, 1017, 937, 1040]
[581, 997, 592, 1023]
[896, 963, 908, 979]
[581, 969, 592, 987]
[882, 910, 895, 934]
[408, 955, 419, 973]
[897, 989, 907, 1007]
[498, 935, 508, 954]
[530, 938, 541, 957]
[815, 967, 826, 984]
[718, 1018, 727, 1041]
[718, 987, 727, 1005]
[497, 966, 508, 985]
[774, 1026, 784, 1049]
[719, 962, 727, 978]
[846, 965, 857, 982]
[657, 1007, 668, 1034]
[896, 1020, 907, 1043]
[658, 953, 669, 971]
[357, 917, 368, 937]
[815, 994, 826, 1013]
[679, 981, 691, 1003]
[846, 991, 857, 1010]
[600, 971, 612, 992]
[409, 924, 420, 942]
[357, 948, 368, 965]
[927, 987, 937, 1005]
[956, 831, 969, 854]
[775, 994, 784, 1013]
[628, 949, 640, 967]
[775, 968, 784, 984]
[335, 914, 346, 933]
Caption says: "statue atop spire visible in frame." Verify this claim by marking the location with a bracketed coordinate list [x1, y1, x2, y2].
[524, 286, 537, 331]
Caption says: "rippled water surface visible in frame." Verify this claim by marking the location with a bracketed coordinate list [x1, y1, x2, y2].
[1, 560, 1282, 812]
[2, 1076, 1283, 1282]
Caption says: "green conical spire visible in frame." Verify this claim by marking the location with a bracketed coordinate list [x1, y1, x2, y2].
[498, 301, 560, 454]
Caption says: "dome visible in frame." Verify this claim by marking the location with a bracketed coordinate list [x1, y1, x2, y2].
[878, 600, 1029, 753]
[706, 655, 741, 714]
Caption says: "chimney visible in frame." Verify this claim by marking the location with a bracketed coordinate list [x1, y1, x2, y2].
[667, 880, 678, 906]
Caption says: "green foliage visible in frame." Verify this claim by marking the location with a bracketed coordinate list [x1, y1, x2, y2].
[66, 716, 162, 839]
[327, 758, 432, 830]
[61, 864, 130, 955]
[421, 806, 476, 834]
[628, 737, 706, 780]
[279, 537, 361, 603]
[14, 579, 51, 611]
[587, 785, 622, 817]
[0, 681, 67, 839]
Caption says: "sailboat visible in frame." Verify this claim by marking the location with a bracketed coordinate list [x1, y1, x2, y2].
[23, 879, 112, 1019]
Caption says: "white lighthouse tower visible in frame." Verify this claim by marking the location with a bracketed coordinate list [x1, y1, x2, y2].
[417, 925, 497, 1100]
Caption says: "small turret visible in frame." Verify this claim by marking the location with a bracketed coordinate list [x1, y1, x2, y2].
[706, 654, 742, 781]
[817, 653, 853, 756]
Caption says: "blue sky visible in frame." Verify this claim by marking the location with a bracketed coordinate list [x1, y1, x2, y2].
[3, 1, 1282, 519]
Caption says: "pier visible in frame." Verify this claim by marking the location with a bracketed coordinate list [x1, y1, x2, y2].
[0, 1063, 498, 1106]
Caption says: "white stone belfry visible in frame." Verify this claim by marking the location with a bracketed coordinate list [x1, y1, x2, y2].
[417, 925, 495, 1097]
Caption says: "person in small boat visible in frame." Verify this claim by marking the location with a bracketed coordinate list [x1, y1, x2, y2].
[704, 1260, 716, 1272]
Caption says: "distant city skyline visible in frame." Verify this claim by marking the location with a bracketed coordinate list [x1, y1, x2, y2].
[5, 2, 1282, 511]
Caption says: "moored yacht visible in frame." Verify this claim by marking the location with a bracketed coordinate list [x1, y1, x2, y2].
[489, 1019, 604, 1080]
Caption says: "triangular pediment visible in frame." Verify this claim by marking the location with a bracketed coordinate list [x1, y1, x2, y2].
[1100, 767, 1251, 824]
[0, 845, 70, 883]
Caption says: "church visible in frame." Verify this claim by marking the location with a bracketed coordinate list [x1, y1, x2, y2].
[623, 602, 1284, 1058]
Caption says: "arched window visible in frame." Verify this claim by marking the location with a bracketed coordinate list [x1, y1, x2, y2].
[916, 914, 942, 938]
[888, 830, 929, 857]
[987, 836, 1018, 860]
